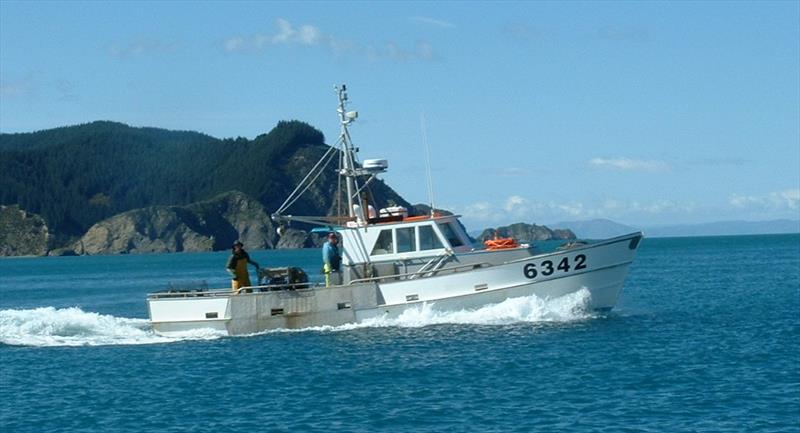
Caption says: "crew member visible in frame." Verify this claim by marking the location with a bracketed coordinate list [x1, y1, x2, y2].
[322, 232, 342, 287]
[227, 240, 260, 292]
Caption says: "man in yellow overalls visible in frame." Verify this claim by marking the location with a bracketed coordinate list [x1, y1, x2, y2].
[227, 241, 260, 292]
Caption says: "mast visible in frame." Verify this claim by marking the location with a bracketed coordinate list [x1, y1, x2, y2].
[336, 84, 359, 218]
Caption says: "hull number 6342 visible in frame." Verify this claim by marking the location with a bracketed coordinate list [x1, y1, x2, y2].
[523, 255, 587, 279]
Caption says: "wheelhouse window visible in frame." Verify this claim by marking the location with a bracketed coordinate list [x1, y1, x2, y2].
[438, 223, 464, 247]
[371, 229, 393, 255]
[418, 225, 444, 250]
[396, 227, 416, 253]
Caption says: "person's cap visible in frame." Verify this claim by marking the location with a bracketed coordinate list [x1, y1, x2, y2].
[328, 233, 337, 239]
[233, 240, 244, 247]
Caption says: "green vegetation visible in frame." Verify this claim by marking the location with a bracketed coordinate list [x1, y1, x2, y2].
[0, 120, 409, 238]
[0, 205, 50, 256]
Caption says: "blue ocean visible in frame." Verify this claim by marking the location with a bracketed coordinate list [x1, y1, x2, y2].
[1, 234, 798, 432]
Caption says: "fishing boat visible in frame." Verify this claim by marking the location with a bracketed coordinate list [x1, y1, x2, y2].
[147, 85, 643, 335]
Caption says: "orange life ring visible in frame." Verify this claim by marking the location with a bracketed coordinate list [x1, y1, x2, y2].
[484, 237, 520, 250]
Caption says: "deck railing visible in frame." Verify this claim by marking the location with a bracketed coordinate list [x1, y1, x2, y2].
[148, 261, 494, 299]
[148, 281, 324, 299]
[347, 261, 492, 285]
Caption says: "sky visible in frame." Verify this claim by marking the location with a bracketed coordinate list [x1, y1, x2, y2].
[1, 0, 798, 230]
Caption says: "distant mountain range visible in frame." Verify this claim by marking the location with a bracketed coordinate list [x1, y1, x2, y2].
[551, 218, 800, 239]
[641, 219, 800, 238]
[550, 219, 639, 239]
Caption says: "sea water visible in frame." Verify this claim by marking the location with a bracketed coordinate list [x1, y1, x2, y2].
[0, 235, 798, 432]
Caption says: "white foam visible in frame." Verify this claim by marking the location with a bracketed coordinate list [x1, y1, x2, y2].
[263, 288, 595, 334]
[2, 290, 596, 345]
[0, 307, 225, 347]
[383, 288, 594, 327]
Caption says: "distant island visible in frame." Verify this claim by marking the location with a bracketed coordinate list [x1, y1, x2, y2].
[475, 223, 575, 243]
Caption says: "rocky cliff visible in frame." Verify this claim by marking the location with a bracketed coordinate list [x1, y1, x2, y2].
[74, 191, 275, 255]
[275, 228, 313, 249]
[0, 205, 51, 256]
[477, 222, 576, 243]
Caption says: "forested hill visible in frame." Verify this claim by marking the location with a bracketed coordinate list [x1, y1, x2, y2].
[0, 121, 217, 152]
[0, 120, 410, 239]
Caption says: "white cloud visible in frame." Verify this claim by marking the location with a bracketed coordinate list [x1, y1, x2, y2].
[224, 37, 245, 52]
[589, 157, 670, 172]
[459, 201, 495, 222]
[504, 195, 526, 212]
[729, 189, 800, 211]
[628, 199, 695, 214]
[555, 202, 586, 217]
[223, 19, 437, 62]
[453, 189, 799, 230]
[272, 18, 296, 44]
[600, 199, 623, 211]
[385, 42, 410, 62]
[298, 24, 322, 45]
[410, 16, 455, 29]
[223, 19, 323, 52]
[453, 194, 700, 227]
[272, 19, 321, 45]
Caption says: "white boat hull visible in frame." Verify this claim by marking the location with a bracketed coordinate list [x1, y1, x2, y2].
[148, 233, 642, 335]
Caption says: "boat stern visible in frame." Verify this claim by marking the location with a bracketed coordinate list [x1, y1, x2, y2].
[148, 292, 232, 335]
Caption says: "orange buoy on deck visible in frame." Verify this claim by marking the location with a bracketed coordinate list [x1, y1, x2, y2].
[484, 237, 520, 250]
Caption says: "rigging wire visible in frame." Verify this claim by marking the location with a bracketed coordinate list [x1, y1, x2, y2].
[421, 111, 436, 215]
[274, 142, 339, 216]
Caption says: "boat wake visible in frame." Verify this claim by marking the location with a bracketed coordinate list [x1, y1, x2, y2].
[1, 289, 595, 346]
[385, 287, 595, 327]
[267, 288, 596, 334]
[0, 307, 225, 347]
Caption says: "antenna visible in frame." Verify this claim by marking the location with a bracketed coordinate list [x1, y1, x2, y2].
[421, 111, 436, 216]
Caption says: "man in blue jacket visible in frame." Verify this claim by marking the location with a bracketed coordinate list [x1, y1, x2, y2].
[322, 232, 341, 287]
